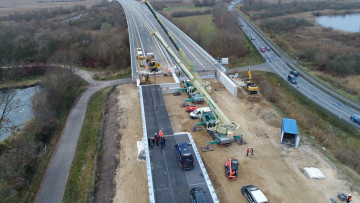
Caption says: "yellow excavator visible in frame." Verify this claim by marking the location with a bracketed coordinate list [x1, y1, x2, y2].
[136, 48, 160, 72]
[244, 69, 258, 94]
[146, 53, 161, 72]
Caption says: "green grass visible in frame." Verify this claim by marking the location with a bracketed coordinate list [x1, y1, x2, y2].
[162, 6, 263, 67]
[63, 86, 115, 202]
[174, 14, 217, 44]
[93, 72, 131, 81]
[23, 83, 87, 203]
[236, 5, 360, 107]
[0, 76, 41, 89]
[230, 34, 264, 68]
[163, 5, 212, 13]
[253, 71, 360, 181]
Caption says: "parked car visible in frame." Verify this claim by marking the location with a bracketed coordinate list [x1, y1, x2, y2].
[190, 107, 211, 119]
[175, 142, 194, 170]
[135, 48, 143, 59]
[260, 47, 265, 52]
[287, 74, 297, 84]
[350, 114, 360, 125]
[190, 187, 207, 203]
[265, 46, 271, 51]
[290, 70, 299, 77]
[241, 185, 269, 203]
[251, 36, 255, 40]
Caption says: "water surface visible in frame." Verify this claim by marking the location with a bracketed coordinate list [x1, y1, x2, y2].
[0, 86, 37, 142]
[316, 14, 360, 33]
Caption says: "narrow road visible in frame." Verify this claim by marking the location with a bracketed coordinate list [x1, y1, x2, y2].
[35, 68, 132, 203]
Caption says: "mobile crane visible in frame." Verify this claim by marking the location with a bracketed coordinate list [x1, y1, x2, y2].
[143, 0, 241, 146]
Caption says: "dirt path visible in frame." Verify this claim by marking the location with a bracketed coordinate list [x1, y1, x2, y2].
[95, 90, 120, 203]
[163, 79, 360, 202]
[112, 84, 149, 203]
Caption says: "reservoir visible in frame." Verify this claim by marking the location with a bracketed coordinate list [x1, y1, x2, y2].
[0, 86, 37, 142]
[316, 14, 360, 33]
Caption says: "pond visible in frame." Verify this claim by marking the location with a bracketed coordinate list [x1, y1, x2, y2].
[316, 14, 360, 33]
[0, 86, 37, 142]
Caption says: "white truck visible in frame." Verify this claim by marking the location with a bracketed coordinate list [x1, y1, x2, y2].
[190, 107, 211, 119]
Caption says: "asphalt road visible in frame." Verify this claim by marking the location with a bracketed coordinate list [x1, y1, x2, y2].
[117, 0, 222, 76]
[119, 0, 360, 129]
[228, 1, 360, 129]
[142, 85, 216, 203]
[35, 69, 131, 203]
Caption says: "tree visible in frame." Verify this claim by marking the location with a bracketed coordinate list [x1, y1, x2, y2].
[0, 71, 23, 137]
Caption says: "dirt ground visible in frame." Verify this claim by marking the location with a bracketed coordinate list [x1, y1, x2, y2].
[95, 90, 120, 203]
[110, 79, 360, 202]
[164, 79, 360, 203]
[112, 84, 149, 203]
[0, 0, 100, 16]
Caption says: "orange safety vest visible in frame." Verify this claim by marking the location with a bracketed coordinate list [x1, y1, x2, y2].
[159, 130, 163, 138]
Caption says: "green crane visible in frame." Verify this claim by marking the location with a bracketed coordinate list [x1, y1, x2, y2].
[143, 0, 241, 145]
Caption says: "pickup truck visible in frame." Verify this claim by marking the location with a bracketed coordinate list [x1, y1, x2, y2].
[190, 107, 211, 119]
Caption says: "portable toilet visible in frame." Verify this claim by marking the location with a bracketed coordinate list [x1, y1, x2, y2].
[281, 118, 300, 148]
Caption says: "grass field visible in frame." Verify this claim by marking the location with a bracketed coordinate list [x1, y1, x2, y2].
[0, 0, 100, 16]
[251, 71, 360, 176]
[63, 86, 114, 202]
[239, 1, 360, 100]
[161, 5, 263, 67]
[163, 5, 212, 13]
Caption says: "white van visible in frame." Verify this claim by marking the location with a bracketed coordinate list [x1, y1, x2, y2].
[190, 107, 211, 119]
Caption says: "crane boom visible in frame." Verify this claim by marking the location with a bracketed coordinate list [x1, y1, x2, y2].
[142, 0, 240, 139]
[152, 31, 230, 124]
[143, 0, 203, 83]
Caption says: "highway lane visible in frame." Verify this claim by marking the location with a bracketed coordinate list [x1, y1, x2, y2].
[120, 0, 360, 129]
[228, 1, 360, 129]
[118, 0, 220, 75]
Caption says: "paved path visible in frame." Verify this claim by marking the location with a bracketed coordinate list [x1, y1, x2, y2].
[35, 68, 132, 203]
[228, 62, 275, 73]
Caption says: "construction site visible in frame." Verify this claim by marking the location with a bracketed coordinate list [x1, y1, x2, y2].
[106, 1, 360, 202]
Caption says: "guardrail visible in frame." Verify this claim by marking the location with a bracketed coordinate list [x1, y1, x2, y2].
[138, 85, 155, 203]
[117, 0, 136, 81]
[233, 1, 360, 111]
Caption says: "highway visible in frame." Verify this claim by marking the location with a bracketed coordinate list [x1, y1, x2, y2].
[117, 0, 221, 77]
[228, 0, 360, 129]
[119, 0, 360, 129]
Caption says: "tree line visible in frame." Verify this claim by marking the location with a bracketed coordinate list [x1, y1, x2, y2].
[0, 1, 130, 70]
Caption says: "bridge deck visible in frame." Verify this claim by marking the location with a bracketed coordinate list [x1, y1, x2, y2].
[141, 85, 215, 203]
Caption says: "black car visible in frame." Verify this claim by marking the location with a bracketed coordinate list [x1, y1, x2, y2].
[290, 70, 299, 77]
[190, 187, 207, 203]
[287, 74, 297, 84]
[175, 142, 194, 170]
[265, 46, 271, 51]
[241, 185, 269, 203]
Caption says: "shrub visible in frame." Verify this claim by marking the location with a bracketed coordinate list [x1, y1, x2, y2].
[261, 17, 313, 33]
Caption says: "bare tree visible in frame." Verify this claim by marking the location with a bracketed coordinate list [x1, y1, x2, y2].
[0, 71, 23, 136]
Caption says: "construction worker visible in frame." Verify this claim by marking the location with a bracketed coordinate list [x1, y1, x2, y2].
[159, 130, 164, 138]
[251, 147, 254, 157]
[154, 133, 159, 146]
[246, 147, 250, 157]
[160, 138, 165, 149]
[149, 137, 154, 149]
[347, 194, 352, 203]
